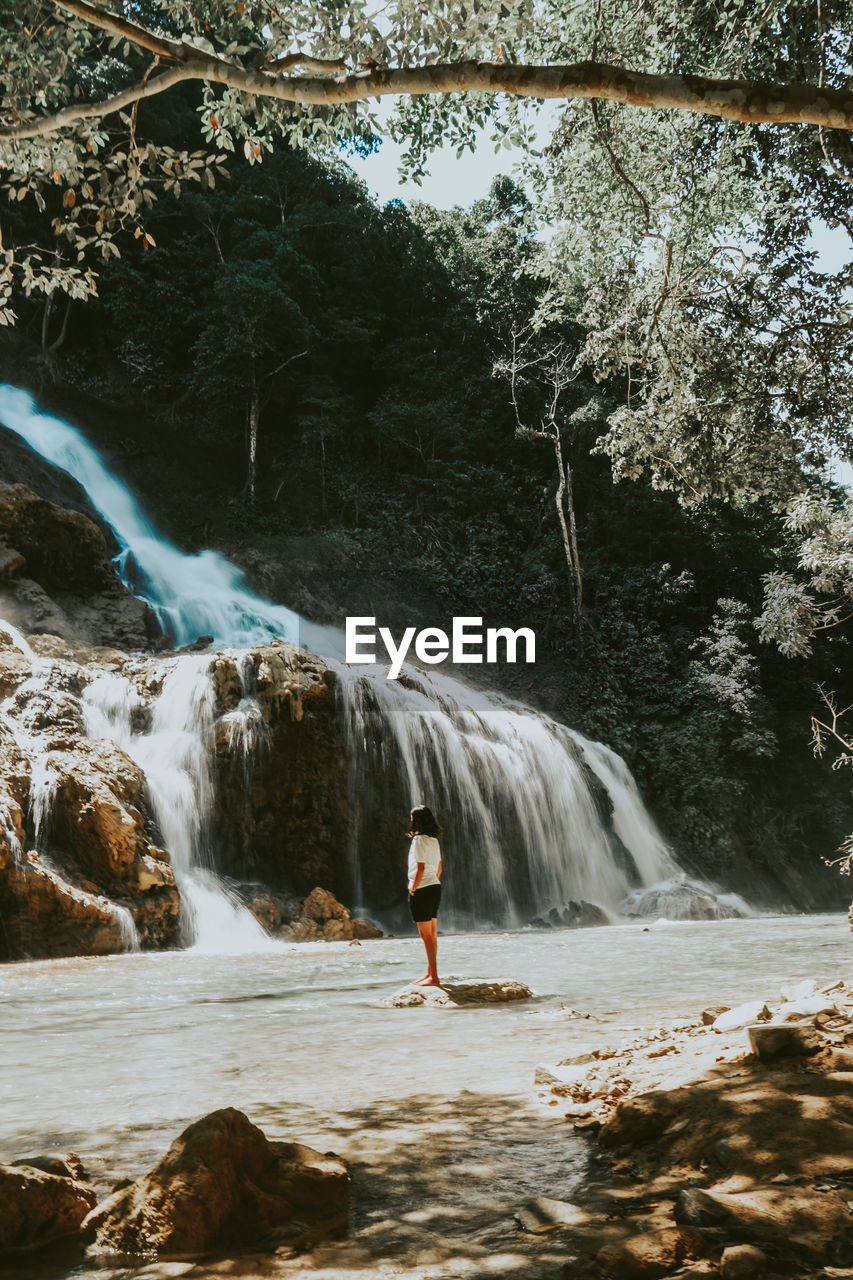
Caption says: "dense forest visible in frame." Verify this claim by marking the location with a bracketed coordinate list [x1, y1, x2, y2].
[1, 89, 850, 907]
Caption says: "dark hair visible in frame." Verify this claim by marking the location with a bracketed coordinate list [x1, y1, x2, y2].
[408, 805, 442, 838]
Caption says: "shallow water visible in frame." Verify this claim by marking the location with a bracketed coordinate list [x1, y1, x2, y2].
[1, 915, 849, 1278]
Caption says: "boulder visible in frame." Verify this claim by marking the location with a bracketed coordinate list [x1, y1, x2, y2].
[0, 1162, 96, 1255]
[596, 1228, 704, 1279]
[352, 918, 383, 940]
[12, 1153, 87, 1181]
[721, 1244, 767, 1279]
[302, 886, 350, 924]
[0, 483, 157, 650]
[747, 1021, 821, 1061]
[83, 1108, 350, 1256]
[387, 979, 532, 1008]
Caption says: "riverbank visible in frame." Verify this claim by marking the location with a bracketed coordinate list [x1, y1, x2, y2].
[533, 977, 853, 1277]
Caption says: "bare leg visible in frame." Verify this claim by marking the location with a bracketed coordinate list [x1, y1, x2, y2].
[416, 918, 440, 986]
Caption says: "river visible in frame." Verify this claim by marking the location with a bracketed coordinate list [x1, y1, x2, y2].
[1, 914, 848, 1279]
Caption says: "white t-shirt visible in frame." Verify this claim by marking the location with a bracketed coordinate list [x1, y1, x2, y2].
[407, 834, 441, 892]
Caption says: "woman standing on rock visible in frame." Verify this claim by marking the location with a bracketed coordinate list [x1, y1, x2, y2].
[407, 805, 443, 987]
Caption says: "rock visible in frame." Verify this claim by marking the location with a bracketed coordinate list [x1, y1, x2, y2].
[12, 1153, 87, 1181]
[596, 1228, 704, 1279]
[0, 483, 158, 650]
[531, 899, 609, 929]
[0, 1162, 97, 1254]
[701, 1005, 730, 1025]
[352, 918, 383, 939]
[779, 994, 837, 1019]
[599, 1089, 689, 1149]
[323, 917, 353, 941]
[302, 886, 350, 924]
[721, 1244, 767, 1279]
[712, 1001, 771, 1032]
[747, 1021, 821, 1061]
[515, 1196, 593, 1233]
[387, 980, 533, 1008]
[83, 1107, 349, 1256]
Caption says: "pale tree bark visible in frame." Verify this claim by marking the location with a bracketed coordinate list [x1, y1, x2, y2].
[247, 383, 260, 502]
[1, 0, 851, 142]
[501, 335, 585, 656]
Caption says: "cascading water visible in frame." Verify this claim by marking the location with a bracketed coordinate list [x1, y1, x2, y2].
[0, 385, 748, 944]
[82, 661, 271, 951]
[333, 664, 742, 928]
[0, 386, 303, 650]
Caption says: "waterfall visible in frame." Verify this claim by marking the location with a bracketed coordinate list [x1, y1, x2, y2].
[0, 386, 302, 650]
[0, 387, 748, 940]
[332, 663, 728, 928]
[82, 661, 271, 951]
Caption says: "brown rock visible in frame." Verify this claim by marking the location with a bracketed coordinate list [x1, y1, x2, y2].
[701, 1005, 730, 1025]
[596, 1227, 704, 1279]
[352, 918, 383, 940]
[388, 980, 533, 1008]
[83, 1107, 349, 1256]
[721, 1244, 767, 1279]
[302, 886, 350, 924]
[0, 1162, 96, 1254]
[323, 918, 354, 941]
[747, 1022, 821, 1061]
[12, 1153, 87, 1181]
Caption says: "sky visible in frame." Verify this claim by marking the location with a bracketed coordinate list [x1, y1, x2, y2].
[348, 106, 851, 273]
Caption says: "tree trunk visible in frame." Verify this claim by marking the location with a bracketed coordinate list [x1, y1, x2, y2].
[552, 432, 584, 656]
[247, 386, 259, 501]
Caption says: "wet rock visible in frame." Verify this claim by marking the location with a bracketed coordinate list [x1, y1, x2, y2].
[0, 483, 158, 650]
[12, 1153, 87, 1181]
[701, 1005, 730, 1025]
[516, 1196, 593, 1232]
[0, 859, 129, 958]
[747, 1021, 821, 1061]
[387, 979, 532, 1008]
[83, 1107, 350, 1256]
[530, 899, 609, 929]
[721, 1244, 767, 1279]
[596, 1227, 704, 1279]
[0, 1162, 97, 1254]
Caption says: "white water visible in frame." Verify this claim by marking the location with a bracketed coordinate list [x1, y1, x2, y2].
[82, 661, 270, 951]
[0, 385, 301, 649]
[334, 663, 740, 926]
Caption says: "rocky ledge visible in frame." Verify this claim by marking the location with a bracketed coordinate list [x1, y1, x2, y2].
[527, 978, 853, 1277]
[0, 1109, 349, 1260]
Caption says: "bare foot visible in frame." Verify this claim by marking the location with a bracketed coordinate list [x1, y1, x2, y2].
[411, 975, 432, 986]
[421, 978, 442, 987]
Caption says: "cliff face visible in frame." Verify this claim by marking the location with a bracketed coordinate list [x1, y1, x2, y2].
[211, 646, 349, 896]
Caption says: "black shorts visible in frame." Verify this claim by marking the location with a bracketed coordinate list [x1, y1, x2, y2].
[409, 883, 441, 923]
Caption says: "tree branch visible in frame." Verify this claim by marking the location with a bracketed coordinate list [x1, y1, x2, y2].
[3, 52, 853, 142]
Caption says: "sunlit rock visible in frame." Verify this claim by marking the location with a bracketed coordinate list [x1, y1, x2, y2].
[83, 1107, 350, 1256]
